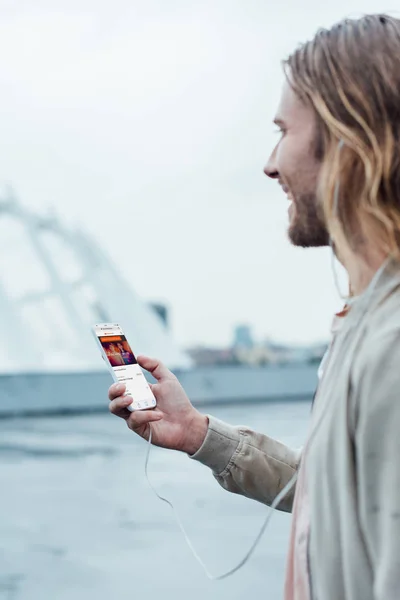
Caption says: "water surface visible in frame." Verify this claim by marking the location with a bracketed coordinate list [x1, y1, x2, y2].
[0, 401, 311, 600]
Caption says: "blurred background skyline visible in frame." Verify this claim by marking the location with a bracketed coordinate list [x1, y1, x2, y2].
[0, 0, 390, 350]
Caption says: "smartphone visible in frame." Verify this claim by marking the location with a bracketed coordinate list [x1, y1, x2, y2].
[92, 323, 157, 411]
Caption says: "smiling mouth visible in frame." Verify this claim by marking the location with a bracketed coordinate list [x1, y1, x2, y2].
[280, 183, 293, 201]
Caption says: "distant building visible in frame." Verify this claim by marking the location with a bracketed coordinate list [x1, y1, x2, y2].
[186, 333, 328, 369]
[186, 346, 241, 367]
[234, 345, 276, 366]
[233, 324, 254, 349]
[263, 339, 328, 364]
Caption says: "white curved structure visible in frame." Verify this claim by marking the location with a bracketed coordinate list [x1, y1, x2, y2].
[0, 189, 191, 373]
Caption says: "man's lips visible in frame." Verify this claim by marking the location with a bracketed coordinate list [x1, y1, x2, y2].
[280, 183, 294, 201]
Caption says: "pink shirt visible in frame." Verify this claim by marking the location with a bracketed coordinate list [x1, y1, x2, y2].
[284, 307, 349, 600]
[284, 455, 311, 599]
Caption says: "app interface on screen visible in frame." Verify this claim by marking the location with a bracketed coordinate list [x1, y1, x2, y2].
[95, 324, 154, 407]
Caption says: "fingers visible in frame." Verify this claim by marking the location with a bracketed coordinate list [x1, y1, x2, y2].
[109, 392, 163, 423]
[109, 382, 126, 401]
[125, 409, 163, 431]
[136, 356, 175, 383]
[109, 395, 135, 419]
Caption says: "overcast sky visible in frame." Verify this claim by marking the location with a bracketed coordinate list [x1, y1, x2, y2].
[0, 0, 392, 348]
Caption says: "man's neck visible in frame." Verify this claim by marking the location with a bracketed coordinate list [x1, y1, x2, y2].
[339, 244, 388, 296]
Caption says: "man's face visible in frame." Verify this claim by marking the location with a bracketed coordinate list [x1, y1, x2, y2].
[264, 81, 329, 247]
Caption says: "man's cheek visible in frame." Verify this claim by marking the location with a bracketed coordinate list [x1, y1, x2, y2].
[276, 145, 295, 182]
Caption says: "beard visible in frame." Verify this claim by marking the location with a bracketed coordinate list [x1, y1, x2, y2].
[288, 192, 330, 247]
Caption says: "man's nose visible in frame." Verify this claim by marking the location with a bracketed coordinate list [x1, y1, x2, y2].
[264, 147, 279, 180]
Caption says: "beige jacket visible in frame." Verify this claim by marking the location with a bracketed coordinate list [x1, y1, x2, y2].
[191, 259, 400, 599]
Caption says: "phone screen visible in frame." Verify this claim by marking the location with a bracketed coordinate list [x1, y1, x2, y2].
[94, 323, 156, 410]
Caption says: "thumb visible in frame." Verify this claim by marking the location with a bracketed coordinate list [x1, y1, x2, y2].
[137, 355, 174, 383]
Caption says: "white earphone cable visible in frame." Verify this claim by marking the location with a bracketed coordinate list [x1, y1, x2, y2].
[142, 139, 388, 580]
[145, 428, 298, 580]
[143, 252, 388, 580]
[142, 149, 339, 579]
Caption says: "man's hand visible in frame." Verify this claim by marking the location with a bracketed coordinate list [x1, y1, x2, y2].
[108, 356, 209, 455]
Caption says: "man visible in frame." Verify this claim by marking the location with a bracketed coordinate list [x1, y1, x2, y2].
[109, 14, 400, 599]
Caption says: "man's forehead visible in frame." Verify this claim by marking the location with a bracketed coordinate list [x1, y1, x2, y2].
[274, 80, 311, 125]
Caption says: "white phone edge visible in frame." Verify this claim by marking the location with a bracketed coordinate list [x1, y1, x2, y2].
[91, 323, 157, 412]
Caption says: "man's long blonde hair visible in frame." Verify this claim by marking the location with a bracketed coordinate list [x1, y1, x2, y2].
[285, 14, 400, 258]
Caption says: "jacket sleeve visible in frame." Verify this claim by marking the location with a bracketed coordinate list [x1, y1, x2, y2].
[190, 415, 301, 513]
[355, 331, 400, 599]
